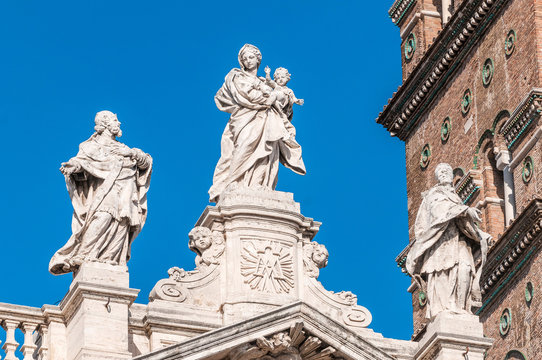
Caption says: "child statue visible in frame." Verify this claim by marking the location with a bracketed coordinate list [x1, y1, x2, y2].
[262, 66, 304, 144]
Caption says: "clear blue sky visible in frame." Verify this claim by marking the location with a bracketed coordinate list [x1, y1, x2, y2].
[0, 0, 410, 344]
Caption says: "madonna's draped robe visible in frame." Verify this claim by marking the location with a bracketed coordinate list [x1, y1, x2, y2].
[209, 68, 306, 202]
[49, 136, 152, 274]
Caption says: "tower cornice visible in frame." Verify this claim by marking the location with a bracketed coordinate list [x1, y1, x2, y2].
[377, 0, 508, 141]
[388, 0, 417, 26]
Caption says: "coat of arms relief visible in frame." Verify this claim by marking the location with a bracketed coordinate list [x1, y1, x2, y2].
[240, 240, 294, 294]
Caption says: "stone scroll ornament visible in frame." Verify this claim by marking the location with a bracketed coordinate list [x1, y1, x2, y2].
[49, 111, 152, 275]
[405, 163, 492, 319]
[303, 241, 329, 279]
[149, 226, 225, 302]
[208, 44, 306, 202]
[228, 322, 341, 360]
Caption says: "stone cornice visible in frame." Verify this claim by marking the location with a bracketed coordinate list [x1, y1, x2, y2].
[477, 198, 542, 315]
[389, 0, 417, 26]
[133, 301, 400, 360]
[377, 0, 508, 141]
[500, 89, 542, 149]
[0, 302, 45, 324]
[455, 170, 481, 204]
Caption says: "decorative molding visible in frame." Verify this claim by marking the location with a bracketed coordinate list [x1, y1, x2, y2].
[306, 278, 373, 328]
[525, 281, 534, 304]
[441, 117, 451, 142]
[461, 88, 473, 115]
[500, 90, 542, 149]
[377, 0, 509, 140]
[505, 350, 527, 359]
[228, 322, 339, 360]
[455, 170, 481, 204]
[389, 0, 417, 26]
[504, 29, 516, 56]
[241, 240, 294, 294]
[499, 308, 512, 336]
[482, 58, 494, 86]
[149, 267, 190, 303]
[395, 242, 412, 275]
[478, 199, 542, 315]
[420, 144, 431, 169]
[405, 33, 417, 61]
[522, 156, 534, 183]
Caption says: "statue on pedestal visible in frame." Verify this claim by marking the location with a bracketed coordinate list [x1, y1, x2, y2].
[406, 163, 491, 319]
[49, 111, 152, 275]
[209, 44, 306, 202]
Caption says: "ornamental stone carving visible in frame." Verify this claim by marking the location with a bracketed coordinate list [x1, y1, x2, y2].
[406, 163, 492, 319]
[209, 44, 306, 202]
[241, 240, 294, 294]
[303, 241, 329, 278]
[149, 226, 224, 302]
[149, 266, 190, 303]
[188, 226, 225, 271]
[49, 110, 152, 275]
[228, 323, 341, 360]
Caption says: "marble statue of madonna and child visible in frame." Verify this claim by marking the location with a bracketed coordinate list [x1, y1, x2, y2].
[209, 44, 306, 202]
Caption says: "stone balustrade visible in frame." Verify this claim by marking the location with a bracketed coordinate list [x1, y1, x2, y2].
[0, 303, 48, 360]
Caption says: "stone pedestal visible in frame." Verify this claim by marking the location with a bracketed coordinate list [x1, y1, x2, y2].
[196, 187, 320, 324]
[415, 312, 492, 360]
[148, 186, 374, 346]
[60, 262, 139, 360]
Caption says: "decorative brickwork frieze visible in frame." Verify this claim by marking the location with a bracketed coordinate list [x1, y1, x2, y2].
[455, 170, 481, 204]
[377, 0, 510, 140]
[500, 91, 542, 149]
[389, 0, 417, 26]
[478, 198, 542, 314]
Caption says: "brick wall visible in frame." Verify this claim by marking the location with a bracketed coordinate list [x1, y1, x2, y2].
[400, 0, 541, 335]
[480, 247, 542, 359]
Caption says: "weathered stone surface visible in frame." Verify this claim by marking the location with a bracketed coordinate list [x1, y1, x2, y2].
[49, 110, 152, 276]
[415, 312, 492, 360]
[406, 164, 491, 320]
[208, 44, 305, 202]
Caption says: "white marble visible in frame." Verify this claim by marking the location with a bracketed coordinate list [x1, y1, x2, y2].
[131, 302, 416, 360]
[59, 263, 139, 360]
[414, 311, 492, 360]
[147, 187, 374, 348]
[209, 44, 306, 202]
[49, 110, 152, 275]
[406, 163, 491, 319]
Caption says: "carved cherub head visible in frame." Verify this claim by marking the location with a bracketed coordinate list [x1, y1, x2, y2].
[94, 110, 122, 137]
[311, 243, 329, 268]
[303, 241, 329, 279]
[188, 226, 225, 269]
[238, 44, 262, 71]
[273, 67, 291, 86]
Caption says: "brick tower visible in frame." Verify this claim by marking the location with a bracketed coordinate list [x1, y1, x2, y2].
[379, 0, 542, 358]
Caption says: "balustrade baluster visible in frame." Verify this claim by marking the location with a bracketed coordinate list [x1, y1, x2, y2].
[1, 320, 20, 360]
[38, 325, 49, 360]
[20, 322, 38, 360]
